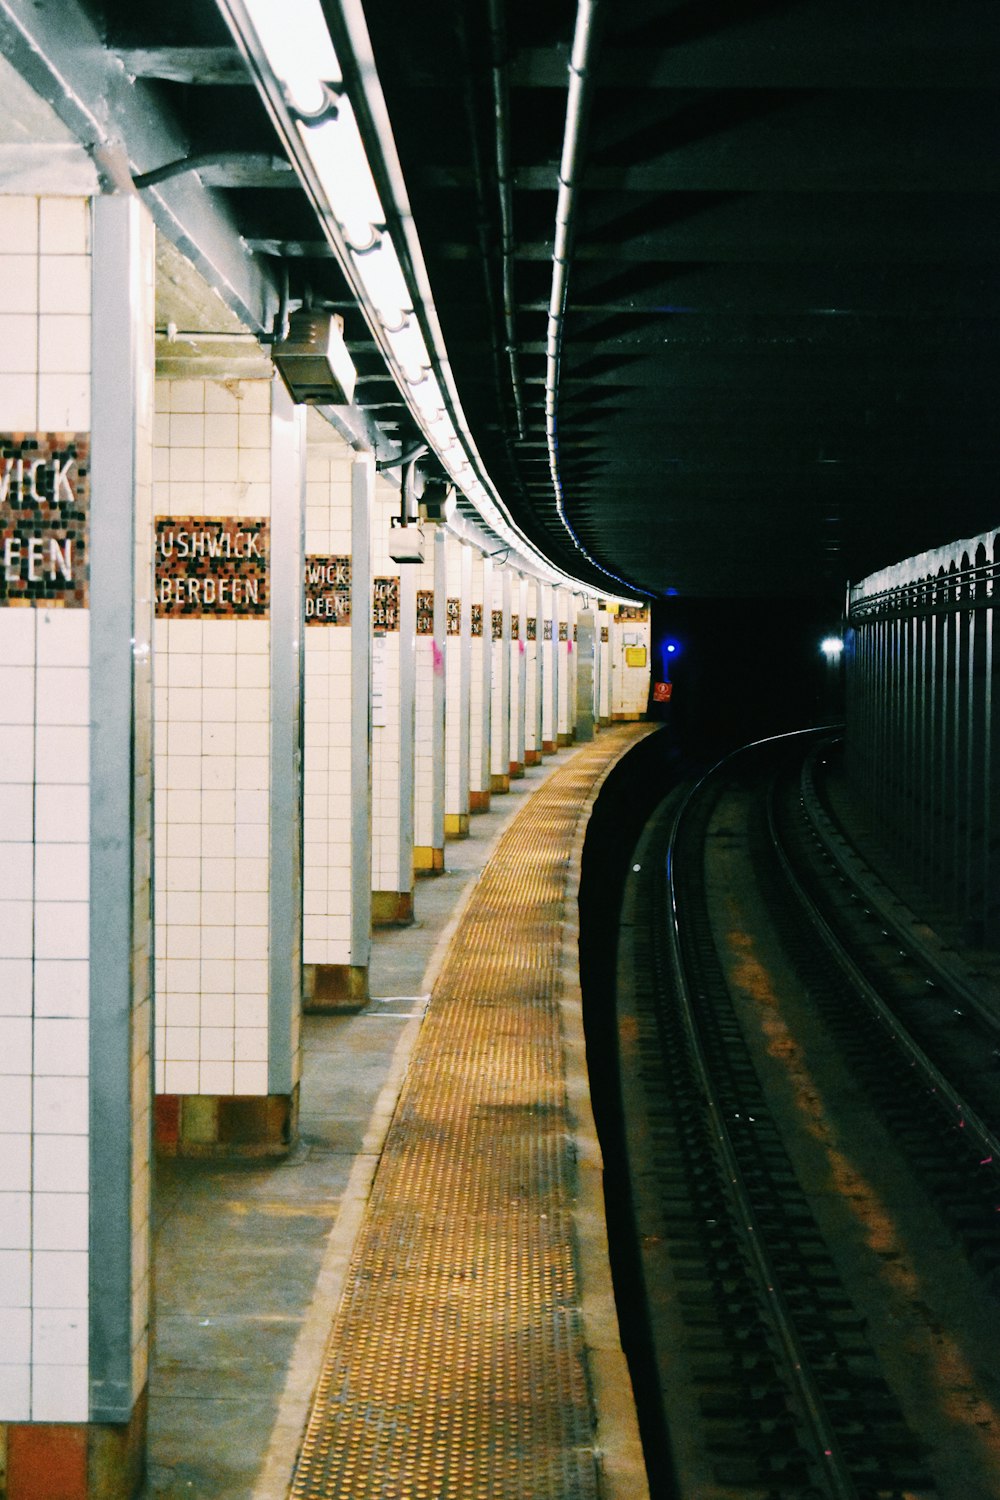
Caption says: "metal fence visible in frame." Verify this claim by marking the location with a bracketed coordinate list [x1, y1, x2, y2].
[846, 527, 1000, 947]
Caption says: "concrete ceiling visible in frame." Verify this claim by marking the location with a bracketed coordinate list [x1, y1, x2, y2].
[45, 0, 1000, 602]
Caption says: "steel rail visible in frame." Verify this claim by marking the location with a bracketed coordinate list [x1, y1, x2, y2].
[664, 733, 860, 1500]
[768, 776, 1000, 1176]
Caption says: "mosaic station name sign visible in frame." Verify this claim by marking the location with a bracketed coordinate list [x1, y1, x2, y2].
[0, 433, 89, 608]
[305, 555, 350, 625]
[155, 517, 269, 617]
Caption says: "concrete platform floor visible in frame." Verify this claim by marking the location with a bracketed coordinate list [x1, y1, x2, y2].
[142, 746, 605, 1500]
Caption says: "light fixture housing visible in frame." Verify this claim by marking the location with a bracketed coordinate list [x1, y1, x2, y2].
[388, 518, 426, 564]
[419, 479, 455, 525]
[272, 309, 357, 405]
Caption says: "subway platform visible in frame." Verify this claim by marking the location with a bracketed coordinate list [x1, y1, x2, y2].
[144, 727, 651, 1500]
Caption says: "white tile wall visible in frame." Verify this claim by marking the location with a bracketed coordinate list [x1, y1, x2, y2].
[509, 580, 522, 767]
[565, 594, 578, 736]
[0, 193, 95, 1424]
[597, 608, 611, 719]
[525, 581, 541, 753]
[490, 568, 509, 777]
[0, 196, 91, 433]
[541, 584, 555, 746]
[611, 614, 652, 715]
[303, 439, 355, 963]
[371, 479, 406, 893]
[412, 548, 438, 850]
[153, 379, 273, 1096]
[468, 553, 490, 795]
[444, 535, 468, 819]
[557, 591, 571, 736]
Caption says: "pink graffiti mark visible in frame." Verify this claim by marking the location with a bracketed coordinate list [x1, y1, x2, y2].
[432, 641, 444, 676]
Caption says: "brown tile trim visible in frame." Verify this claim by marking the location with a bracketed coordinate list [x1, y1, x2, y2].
[557, 732, 574, 746]
[154, 1090, 299, 1157]
[469, 790, 491, 813]
[4, 1387, 146, 1500]
[542, 740, 557, 754]
[490, 773, 510, 794]
[372, 890, 415, 927]
[304, 963, 369, 1013]
[509, 761, 525, 779]
[413, 846, 445, 875]
[525, 749, 542, 766]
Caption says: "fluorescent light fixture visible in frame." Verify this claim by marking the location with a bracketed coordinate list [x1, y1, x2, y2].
[350, 234, 411, 329]
[385, 318, 432, 386]
[220, 0, 644, 604]
[303, 111, 383, 248]
[240, 0, 340, 115]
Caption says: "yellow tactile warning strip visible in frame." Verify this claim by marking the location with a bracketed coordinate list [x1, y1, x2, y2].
[290, 728, 648, 1500]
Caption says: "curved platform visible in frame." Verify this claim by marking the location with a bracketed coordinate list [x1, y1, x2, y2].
[147, 727, 650, 1500]
[289, 725, 649, 1500]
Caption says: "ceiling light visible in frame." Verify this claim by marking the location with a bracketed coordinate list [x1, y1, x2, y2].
[350, 234, 411, 330]
[240, 0, 340, 115]
[272, 309, 357, 405]
[302, 109, 383, 249]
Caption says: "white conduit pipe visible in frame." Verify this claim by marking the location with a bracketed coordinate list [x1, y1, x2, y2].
[544, 0, 641, 594]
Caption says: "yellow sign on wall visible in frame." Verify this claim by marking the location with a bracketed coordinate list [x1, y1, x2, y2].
[625, 645, 647, 667]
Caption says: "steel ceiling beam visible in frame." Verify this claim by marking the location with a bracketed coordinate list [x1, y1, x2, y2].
[0, 0, 278, 334]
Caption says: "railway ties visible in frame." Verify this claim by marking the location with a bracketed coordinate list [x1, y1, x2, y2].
[610, 729, 1000, 1499]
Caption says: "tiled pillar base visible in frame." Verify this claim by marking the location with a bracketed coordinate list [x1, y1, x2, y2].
[413, 845, 445, 874]
[599, 715, 612, 727]
[303, 963, 369, 1014]
[372, 890, 415, 927]
[509, 760, 525, 778]
[469, 790, 491, 813]
[542, 739, 558, 754]
[153, 1090, 299, 1157]
[525, 749, 543, 766]
[445, 813, 470, 838]
[611, 712, 644, 722]
[3, 1389, 146, 1500]
[557, 731, 574, 746]
[490, 773, 511, 793]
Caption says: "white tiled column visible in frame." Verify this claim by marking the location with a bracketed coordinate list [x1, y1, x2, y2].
[556, 588, 572, 745]
[0, 191, 153, 1487]
[611, 605, 653, 719]
[524, 579, 542, 766]
[444, 533, 471, 837]
[371, 475, 416, 924]
[301, 422, 372, 1011]
[566, 593, 580, 742]
[575, 605, 596, 742]
[152, 374, 305, 1153]
[490, 565, 512, 793]
[541, 583, 557, 754]
[597, 605, 612, 724]
[413, 526, 446, 873]
[509, 573, 527, 778]
[468, 549, 492, 813]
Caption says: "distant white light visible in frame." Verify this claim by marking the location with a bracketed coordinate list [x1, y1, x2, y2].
[820, 636, 844, 659]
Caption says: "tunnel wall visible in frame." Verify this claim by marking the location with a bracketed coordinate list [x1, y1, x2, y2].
[847, 525, 1000, 946]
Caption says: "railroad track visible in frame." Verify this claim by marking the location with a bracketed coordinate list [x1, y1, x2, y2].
[611, 731, 1000, 1499]
[767, 743, 1000, 1289]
